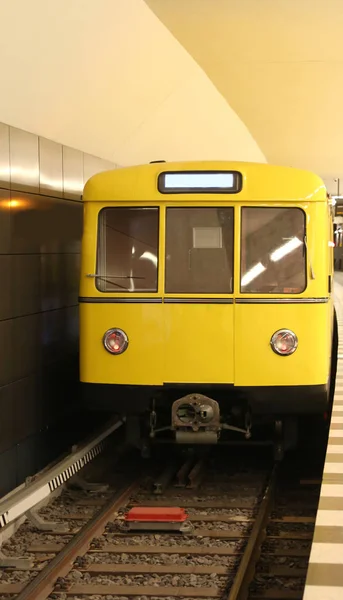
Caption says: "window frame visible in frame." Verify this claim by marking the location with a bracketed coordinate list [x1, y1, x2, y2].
[95, 205, 160, 294]
[164, 205, 235, 295]
[239, 206, 307, 295]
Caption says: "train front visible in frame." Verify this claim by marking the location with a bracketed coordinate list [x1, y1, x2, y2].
[79, 162, 334, 451]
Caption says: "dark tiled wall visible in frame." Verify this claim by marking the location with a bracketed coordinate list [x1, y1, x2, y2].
[0, 123, 116, 493]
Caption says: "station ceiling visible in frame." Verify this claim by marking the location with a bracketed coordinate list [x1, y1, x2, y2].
[0, 0, 342, 191]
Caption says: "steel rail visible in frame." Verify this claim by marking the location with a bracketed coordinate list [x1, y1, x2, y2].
[227, 464, 278, 600]
[14, 478, 141, 600]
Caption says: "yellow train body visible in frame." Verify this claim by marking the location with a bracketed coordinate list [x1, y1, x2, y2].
[79, 161, 336, 446]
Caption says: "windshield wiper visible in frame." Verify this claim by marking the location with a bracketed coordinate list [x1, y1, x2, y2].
[85, 273, 146, 291]
[86, 274, 145, 279]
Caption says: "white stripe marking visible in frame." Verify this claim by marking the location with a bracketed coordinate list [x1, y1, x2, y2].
[303, 586, 343, 600]
[321, 484, 343, 496]
[316, 510, 343, 526]
[329, 430, 343, 437]
[7, 486, 51, 521]
[324, 463, 343, 474]
[331, 417, 343, 423]
[327, 445, 343, 453]
[309, 542, 343, 564]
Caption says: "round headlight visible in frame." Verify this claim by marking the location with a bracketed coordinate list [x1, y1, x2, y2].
[270, 329, 298, 356]
[103, 328, 129, 355]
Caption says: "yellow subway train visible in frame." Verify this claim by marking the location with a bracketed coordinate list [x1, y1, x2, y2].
[79, 161, 337, 455]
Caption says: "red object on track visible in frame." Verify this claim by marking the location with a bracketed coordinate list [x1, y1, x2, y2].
[125, 507, 187, 522]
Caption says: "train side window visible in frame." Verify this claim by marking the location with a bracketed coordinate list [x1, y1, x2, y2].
[240, 207, 306, 294]
[165, 207, 234, 294]
[96, 207, 159, 292]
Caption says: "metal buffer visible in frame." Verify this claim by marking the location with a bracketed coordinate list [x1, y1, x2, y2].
[125, 507, 193, 532]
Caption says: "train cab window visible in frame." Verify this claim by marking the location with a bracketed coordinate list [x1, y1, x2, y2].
[96, 207, 159, 292]
[240, 207, 306, 294]
[165, 207, 234, 294]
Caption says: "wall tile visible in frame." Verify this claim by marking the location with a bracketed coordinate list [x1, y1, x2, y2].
[63, 146, 83, 200]
[63, 305, 79, 357]
[13, 375, 41, 442]
[0, 123, 111, 494]
[10, 127, 39, 193]
[40, 361, 62, 422]
[0, 384, 14, 453]
[12, 254, 41, 317]
[40, 254, 63, 311]
[10, 192, 82, 255]
[39, 137, 63, 197]
[0, 255, 13, 320]
[0, 446, 17, 496]
[0, 188, 11, 254]
[12, 314, 41, 381]
[40, 308, 65, 366]
[0, 123, 10, 189]
[61, 253, 81, 306]
[10, 192, 44, 254]
[0, 319, 13, 386]
[57, 198, 82, 253]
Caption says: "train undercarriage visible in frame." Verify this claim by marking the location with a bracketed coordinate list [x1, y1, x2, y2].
[124, 391, 320, 461]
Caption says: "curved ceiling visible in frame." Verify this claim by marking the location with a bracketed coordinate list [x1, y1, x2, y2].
[0, 0, 341, 190]
[145, 0, 343, 189]
[0, 0, 265, 167]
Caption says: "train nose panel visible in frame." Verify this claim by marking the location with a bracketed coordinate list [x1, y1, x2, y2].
[163, 302, 234, 383]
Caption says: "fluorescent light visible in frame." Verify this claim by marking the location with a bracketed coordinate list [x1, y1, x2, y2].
[241, 262, 266, 286]
[270, 237, 302, 262]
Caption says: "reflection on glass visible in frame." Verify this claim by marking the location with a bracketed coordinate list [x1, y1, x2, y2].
[241, 262, 266, 286]
[97, 208, 159, 292]
[241, 208, 306, 294]
[270, 237, 302, 262]
[139, 251, 158, 267]
[165, 207, 234, 293]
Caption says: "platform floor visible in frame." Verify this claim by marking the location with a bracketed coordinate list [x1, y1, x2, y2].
[304, 273, 343, 599]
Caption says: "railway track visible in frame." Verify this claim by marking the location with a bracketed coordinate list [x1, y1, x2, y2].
[0, 424, 328, 600]
[248, 471, 321, 600]
[0, 445, 322, 600]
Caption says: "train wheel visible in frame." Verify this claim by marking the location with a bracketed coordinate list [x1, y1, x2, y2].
[125, 416, 141, 448]
[274, 420, 284, 461]
[283, 418, 299, 451]
[125, 415, 152, 458]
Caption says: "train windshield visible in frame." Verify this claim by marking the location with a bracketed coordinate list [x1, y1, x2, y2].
[96, 207, 159, 292]
[165, 207, 234, 294]
[240, 207, 306, 294]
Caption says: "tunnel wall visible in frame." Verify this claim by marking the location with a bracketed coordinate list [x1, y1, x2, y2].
[0, 122, 116, 495]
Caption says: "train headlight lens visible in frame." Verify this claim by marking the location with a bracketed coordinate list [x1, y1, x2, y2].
[103, 328, 129, 354]
[270, 329, 298, 356]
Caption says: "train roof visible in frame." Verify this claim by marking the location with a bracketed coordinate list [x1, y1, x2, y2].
[83, 160, 327, 203]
